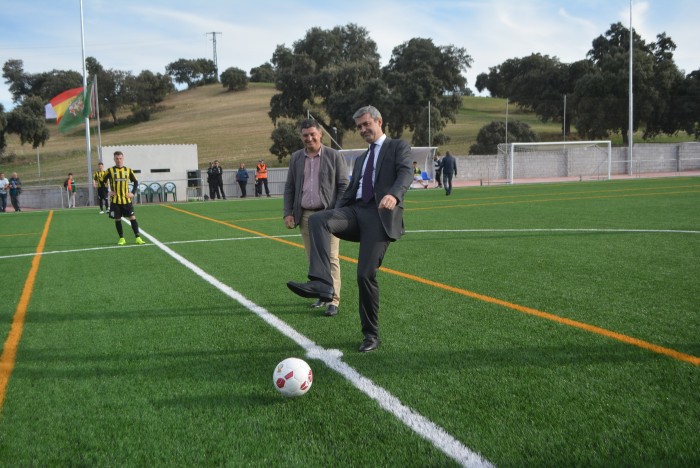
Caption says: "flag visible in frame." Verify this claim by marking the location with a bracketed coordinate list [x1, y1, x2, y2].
[58, 81, 94, 133]
[45, 86, 84, 121]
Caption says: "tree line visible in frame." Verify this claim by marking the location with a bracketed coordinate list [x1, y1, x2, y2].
[474, 22, 700, 151]
[1, 21, 697, 161]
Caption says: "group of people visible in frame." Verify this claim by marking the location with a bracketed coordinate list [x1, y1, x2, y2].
[285, 105, 414, 353]
[0, 172, 22, 212]
[206, 159, 271, 200]
[4, 104, 450, 354]
[410, 151, 457, 195]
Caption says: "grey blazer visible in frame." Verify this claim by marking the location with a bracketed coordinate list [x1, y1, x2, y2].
[338, 138, 413, 241]
[283, 145, 349, 226]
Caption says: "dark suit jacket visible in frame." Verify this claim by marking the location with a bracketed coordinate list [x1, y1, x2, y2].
[338, 137, 413, 240]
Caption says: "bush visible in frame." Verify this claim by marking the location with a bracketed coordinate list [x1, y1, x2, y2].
[220, 67, 248, 91]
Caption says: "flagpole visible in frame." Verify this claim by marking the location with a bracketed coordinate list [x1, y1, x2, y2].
[80, 0, 94, 204]
[94, 75, 103, 163]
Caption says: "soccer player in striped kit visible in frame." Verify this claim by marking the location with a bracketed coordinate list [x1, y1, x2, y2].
[100, 151, 146, 245]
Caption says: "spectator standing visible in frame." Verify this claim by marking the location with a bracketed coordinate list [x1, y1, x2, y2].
[0, 172, 9, 212]
[433, 153, 443, 188]
[441, 151, 457, 196]
[235, 163, 249, 198]
[207, 160, 224, 200]
[256, 159, 270, 197]
[64, 172, 77, 208]
[9, 172, 22, 212]
[93, 162, 109, 213]
[286, 105, 413, 352]
[283, 118, 348, 317]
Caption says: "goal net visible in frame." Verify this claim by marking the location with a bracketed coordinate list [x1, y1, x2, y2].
[498, 141, 612, 184]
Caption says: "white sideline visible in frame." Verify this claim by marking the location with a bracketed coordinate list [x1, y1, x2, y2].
[1, 228, 697, 261]
[134, 225, 494, 468]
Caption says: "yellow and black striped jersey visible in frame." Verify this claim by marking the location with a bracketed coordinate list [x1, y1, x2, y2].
[93, 170, 108, 189]
[101, 166, 138, 204]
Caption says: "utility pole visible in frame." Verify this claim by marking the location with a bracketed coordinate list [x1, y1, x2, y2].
[206, 32, 222, 80]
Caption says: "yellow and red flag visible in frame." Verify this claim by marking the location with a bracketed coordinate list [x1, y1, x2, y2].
[44, 86, 84, 122]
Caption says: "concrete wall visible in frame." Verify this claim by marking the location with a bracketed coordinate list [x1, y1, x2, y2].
[458, 142, 700, 183]
[102, 144, 198, 202]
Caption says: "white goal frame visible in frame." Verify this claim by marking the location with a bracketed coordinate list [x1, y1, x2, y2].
[507, 140, 612, 184]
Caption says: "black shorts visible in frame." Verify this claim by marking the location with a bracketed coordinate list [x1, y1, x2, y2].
[110, 202, 135, 219]
[97, 187, 109, 199]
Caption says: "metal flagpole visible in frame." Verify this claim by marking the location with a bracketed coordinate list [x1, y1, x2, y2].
[80, 0, 94, 204]
[94, 74, 103, 162]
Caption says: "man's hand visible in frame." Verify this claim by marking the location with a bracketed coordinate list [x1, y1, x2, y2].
[126, 192, 134, 199]
[378, 194, 397, 210]
[284, 215, 295, 229]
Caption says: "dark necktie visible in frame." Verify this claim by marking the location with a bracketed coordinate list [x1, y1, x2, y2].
[361, 143, 376, 203]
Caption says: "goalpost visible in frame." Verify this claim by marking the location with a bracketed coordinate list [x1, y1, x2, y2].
[501, 141, 612, 184]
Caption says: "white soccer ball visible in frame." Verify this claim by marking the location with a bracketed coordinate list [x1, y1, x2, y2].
[273, 357, 313, 397]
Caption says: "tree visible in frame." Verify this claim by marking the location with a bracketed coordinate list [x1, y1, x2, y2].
[250, 62, 275, 82]
[127, 70, 174, 108]
[676, 69, 700, 140]
[269, 121, 303, 161]
[6, 96, 50, 149]
[475, 54, 592, 136]
[268, 24, 381, 146]
[381, 38, 472, 145]
[3, 59, 83, 103]
[469, 120, 537, 155]
[220, 67, 248, 91]
[269, 26, 472, 153]
[572, 22, 684, 143]
[165, 58, 216, 88]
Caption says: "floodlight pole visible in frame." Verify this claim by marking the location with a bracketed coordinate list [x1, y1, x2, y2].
[628, 0, 634, 175]
[563, 94, 567, 142]
[428, 100, 431, 146]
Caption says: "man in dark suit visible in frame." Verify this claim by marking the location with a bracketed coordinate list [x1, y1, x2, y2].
[287, 105, 413, 352]
[441, 151, 458, 196]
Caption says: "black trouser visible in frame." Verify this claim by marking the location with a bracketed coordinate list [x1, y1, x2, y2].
[308, 202, 390, 340]
[209, 182, 221, 199]
[238, 181, 247, 197]
[435, 169, 442, 187]
[10, 193, 20, 211]
[443, 172, 454, 194]
[97, 187, 109, 211]
[258, 178, 269, 196]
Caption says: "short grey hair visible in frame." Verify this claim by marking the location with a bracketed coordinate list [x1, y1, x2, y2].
[353, 105, 382, 121]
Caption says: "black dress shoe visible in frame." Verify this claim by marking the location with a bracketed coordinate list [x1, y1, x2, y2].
[324, 304, 338, 316]
[358, 337, 380, 352]
[286, 280, 334, 303]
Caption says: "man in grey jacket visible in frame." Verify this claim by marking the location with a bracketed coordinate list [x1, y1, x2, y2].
[283, 118, 349, 316]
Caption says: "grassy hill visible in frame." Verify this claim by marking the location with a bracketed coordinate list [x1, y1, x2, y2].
[1, 82, 689, 185]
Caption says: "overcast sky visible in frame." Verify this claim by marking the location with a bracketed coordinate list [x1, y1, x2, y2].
[1, 0, 698, 111]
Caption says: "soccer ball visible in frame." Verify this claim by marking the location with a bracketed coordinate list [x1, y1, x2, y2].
[273, 357, 313, 397]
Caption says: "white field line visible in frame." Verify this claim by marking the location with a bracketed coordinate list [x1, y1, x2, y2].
[131, 225, 494, 468]
[1, 228, 697, 261]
